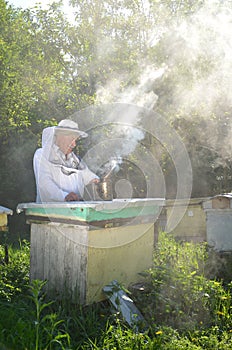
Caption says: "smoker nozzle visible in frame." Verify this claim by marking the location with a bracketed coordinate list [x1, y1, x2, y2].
[102, 164, 117, 180]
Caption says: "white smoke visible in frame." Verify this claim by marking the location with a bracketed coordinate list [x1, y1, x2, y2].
[95, 66, 165, 109]
[163, 1, 232, 117]
[114, 125, 145, 157]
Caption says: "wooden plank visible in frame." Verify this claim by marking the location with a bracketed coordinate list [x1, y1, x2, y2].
[48, 225, 63, 297]
[30, 223, 46, 281]
[63, 227, 75, 298]
[25, 214, 157, 228]
[43, 225, 51, 292]
[70, 226, 88, 304]
[55, 225, 66, 295]
[30, 224, 38, 280]
[30, 223, 89, 302]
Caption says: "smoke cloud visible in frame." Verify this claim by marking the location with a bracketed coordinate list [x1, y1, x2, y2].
[96, 66, 164, 110]
[72, 0, 232, 199]
[94, 0, 232, 161]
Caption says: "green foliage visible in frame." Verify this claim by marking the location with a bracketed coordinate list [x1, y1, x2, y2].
[28, 279, 71, 350]
[1, 0, 232, 209]
[0, 240, 30, 300]
[81, 320, 163, 349]
[133, 232, 232, 335]
[0, 234, 232, 349]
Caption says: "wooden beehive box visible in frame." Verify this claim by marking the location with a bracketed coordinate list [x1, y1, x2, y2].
[203, 193, 232, 210]
[203, 194, 232, 252]
[17, 198, 164, 304]
[165, 198, 209, 242]
[0, 206, 13, 231]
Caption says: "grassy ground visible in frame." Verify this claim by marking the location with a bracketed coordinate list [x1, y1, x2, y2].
[0, 232, 231, 349]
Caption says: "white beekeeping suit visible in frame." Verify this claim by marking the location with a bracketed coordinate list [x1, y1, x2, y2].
[33, 121, 98, 203]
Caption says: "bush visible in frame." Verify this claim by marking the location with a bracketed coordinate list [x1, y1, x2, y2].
[0, 240, 30, 301]
[132, 232, 232, 333]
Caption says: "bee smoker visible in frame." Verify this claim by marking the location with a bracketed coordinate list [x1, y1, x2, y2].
[85, 160, 120, 201]
[89, 162, 117, 201]
[95, 177, 113, 201]
[96, 160, 120, 200]
[85, 176, 113, 201]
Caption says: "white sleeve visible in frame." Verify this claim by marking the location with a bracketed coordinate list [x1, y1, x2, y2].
[33, 150, 69, 202]
[81, 163, 99, 186]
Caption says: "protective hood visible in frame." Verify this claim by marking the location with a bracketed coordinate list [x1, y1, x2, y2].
[41, 126, 56, 161]
[40, 126, 86, 171]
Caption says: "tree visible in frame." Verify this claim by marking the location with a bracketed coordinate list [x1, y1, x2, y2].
[1, 0, 232, 230]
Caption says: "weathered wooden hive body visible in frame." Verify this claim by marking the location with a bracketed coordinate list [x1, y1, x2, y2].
[203, 194, 232, 252]
[17, 198, 164, 304]
[0, 206, 13, 232]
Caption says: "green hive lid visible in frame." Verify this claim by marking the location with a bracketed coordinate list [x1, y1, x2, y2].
[16, 198, 164, 223]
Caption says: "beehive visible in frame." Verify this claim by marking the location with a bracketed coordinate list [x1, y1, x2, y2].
[0, 206, 13, 231]
[165, 198, 209, 242]
[17, 198, 164, 304]
[203, 194, 232, 251]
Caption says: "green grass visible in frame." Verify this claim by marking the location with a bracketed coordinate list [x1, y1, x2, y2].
[0, 233, 231, 349]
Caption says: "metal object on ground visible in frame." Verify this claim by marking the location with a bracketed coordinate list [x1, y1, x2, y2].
[103, 280, 148, 332]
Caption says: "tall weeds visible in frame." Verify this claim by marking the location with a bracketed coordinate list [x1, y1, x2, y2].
[0, 234, 231, 349]
[133, 231, 232, 333]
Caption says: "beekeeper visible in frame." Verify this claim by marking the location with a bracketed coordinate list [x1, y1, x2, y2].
[33, 119, 99, 202]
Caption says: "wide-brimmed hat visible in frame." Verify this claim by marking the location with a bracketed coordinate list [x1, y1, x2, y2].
[55, 119, 88, 138]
